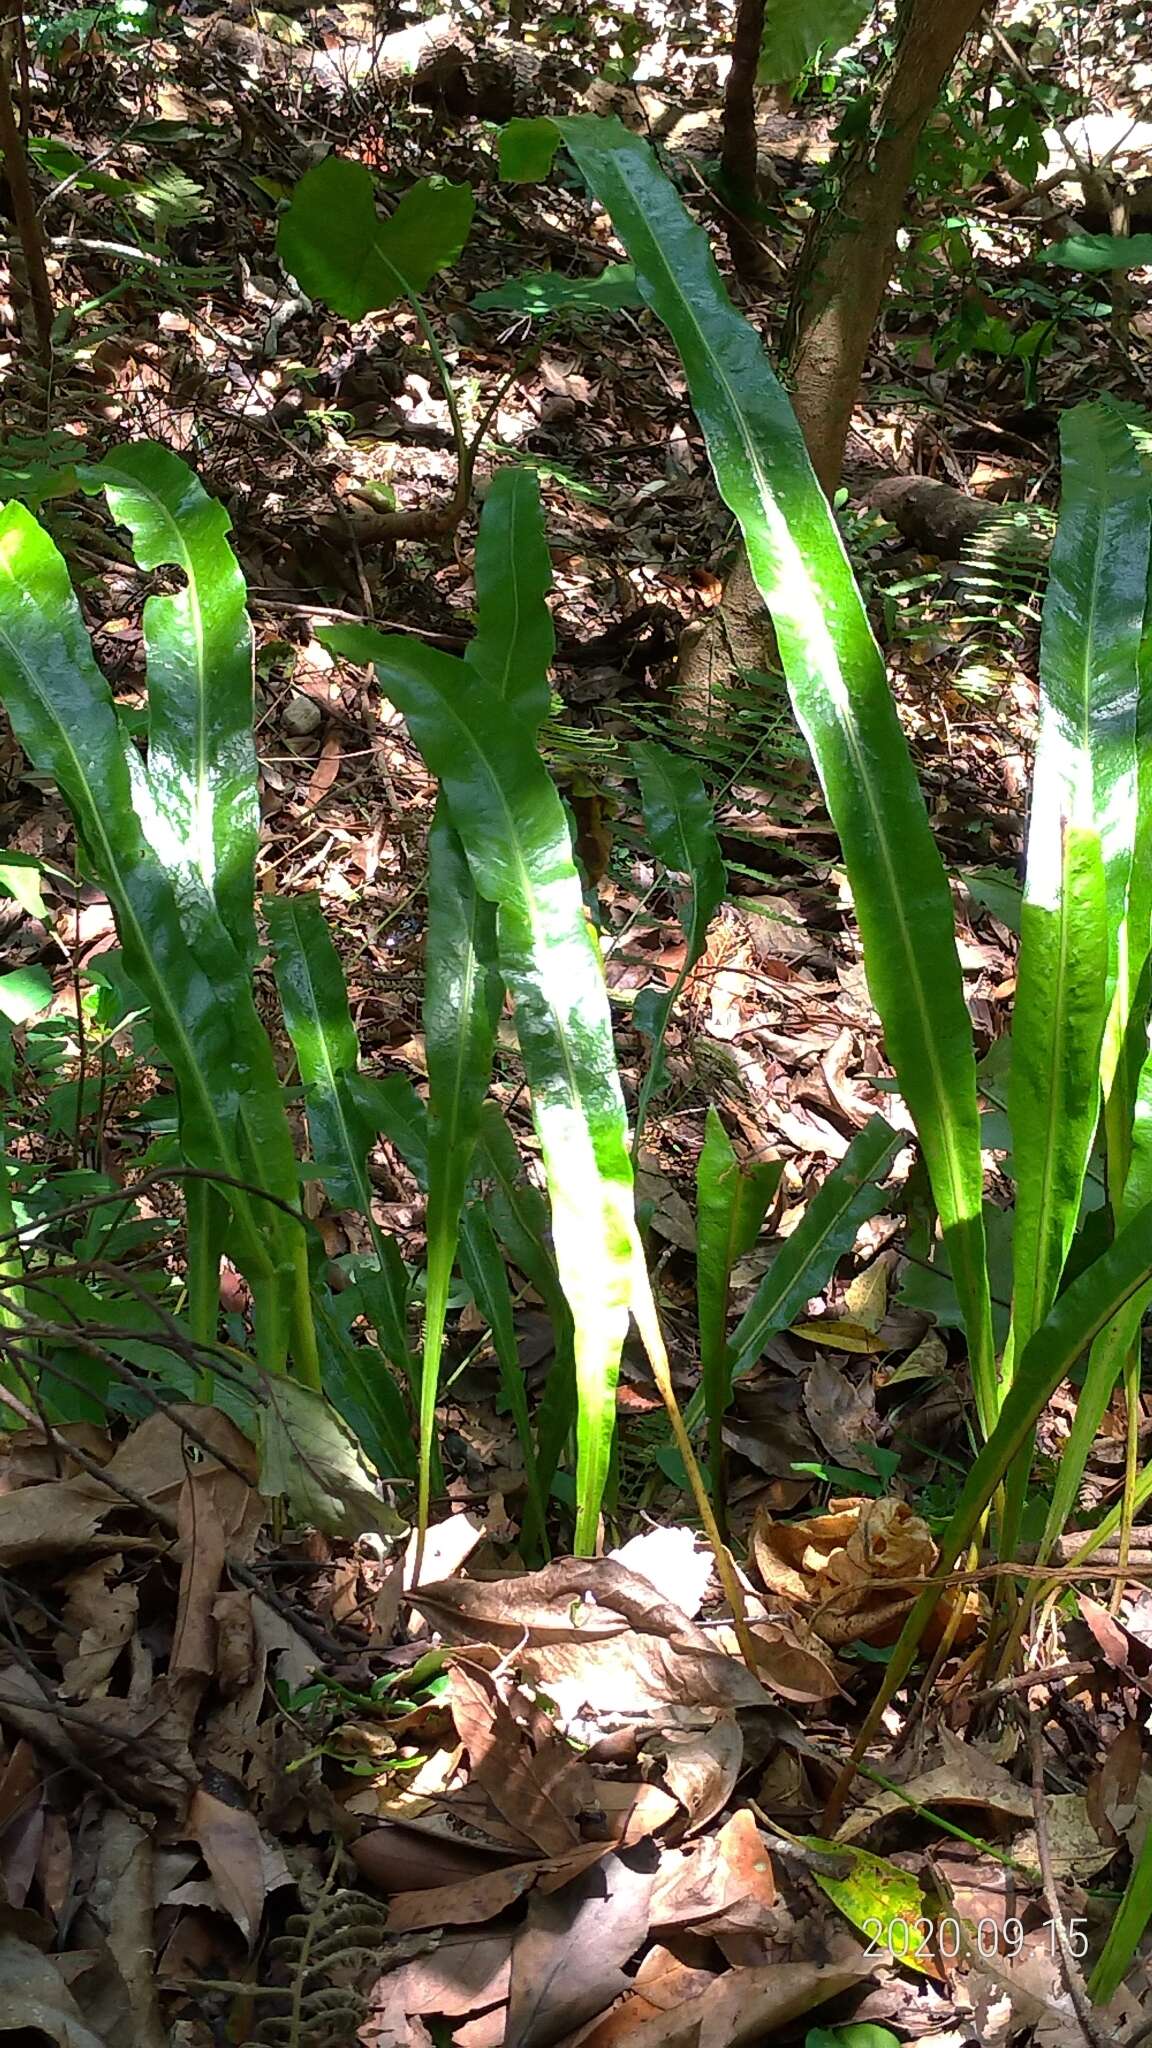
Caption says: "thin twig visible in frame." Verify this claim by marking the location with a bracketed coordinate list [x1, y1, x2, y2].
[1028, 1708, 1111, 2048]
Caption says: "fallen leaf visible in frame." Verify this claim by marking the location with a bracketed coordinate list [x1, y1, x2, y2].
[0, 1933, 111, 2045]
[406, 1513, 484, 1591]
[650, 1808, 777, 1934]
[505, 1847, 655, 2048]
[836, 1728, 1033, 1843]
[188, 1786, 267, 1946]
[94, 1813, 166, 2048]
[650, 1716, 742, 1834]
[747, 1618, 844, 1702]
[445, 1659, 592, 1856]
[574, 1946, 717, 2048]
[751, 1498, 972, 1649]
[803, 1359, 879, 1471]
[803, 1837, 940, 1977]
[610, 1527, 713, 1619]
[372, 1933, 512, 2021]
[1087, 1718, 1142, 1841]
[56, 1557, 137, 1698]
[566, 1962, 862, 2048]
[306, 731, 341, 804]
[842, 1259, 890, 1334]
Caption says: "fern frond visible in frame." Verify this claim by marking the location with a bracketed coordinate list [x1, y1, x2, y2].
[950, 504, 1053, 697]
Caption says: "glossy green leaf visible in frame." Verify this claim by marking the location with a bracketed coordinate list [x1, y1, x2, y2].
[473, 264, 643, 314]
[313, 1287, 416, 1482]
[695, 1107, 781, 1492]
[631, 738, 726, 1141]
[0, 501, 311, 1378]
[458, 1197, 548, 1545]
[1039, 1023, 1152, 1558]
[259, 1373, 406, 1538]
[757, 0, 871, 83]
[1089, 1806, 1152, 2001]
[1040, 232, 1152, 273]
[418, 804, 502, 1539]
[552, 114, 995, 1431]
[498, 116, 564, 183]
[1011, 403, 1151, 1356]
[277, 157, 474, 318]
[267, 891, 377, 1214]
[801, 1838, 937, 1977]
[321, 623, 637, 1552]
[83, 441, 259, 962]
[0, 849, 47, 920]
[466, 465, 555, 726]
[267, 890, 414, 1383]
[684, 1114, 899, 1435]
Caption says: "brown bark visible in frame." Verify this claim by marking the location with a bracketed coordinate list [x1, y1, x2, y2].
[0, 0, 52, 368]
[719, 0, 770, 282]
[785, 0, 989, 495]
[678, 0, 988, 701]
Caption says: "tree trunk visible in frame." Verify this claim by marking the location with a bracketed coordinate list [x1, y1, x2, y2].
[678, 0, 988, 701]
[719, 0, 769, 282]
[784, 0, 989, 495]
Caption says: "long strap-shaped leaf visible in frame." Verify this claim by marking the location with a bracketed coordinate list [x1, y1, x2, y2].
[551, 114, 995, 1431]
[412, 467, 553, 1556]
[465, 465, 555, 724]
[266, 892, 414, 1379]
[682, 1112, 899, 1433]
[83, 442, 260, 964]
[418, 808, 502, 1542]
[1011, 402, 1151, 1357]
[631, 740, 726, 1150]
[321, 625, 633, 1551]
[694, 1106, 781, 1508]
[0, 502, 311, 1378]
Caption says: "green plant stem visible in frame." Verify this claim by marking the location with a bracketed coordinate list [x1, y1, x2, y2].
[1088, 1808, 1152, 2004]
[185, 1179, 222, 1399]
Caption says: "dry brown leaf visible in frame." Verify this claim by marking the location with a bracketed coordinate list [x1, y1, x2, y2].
[379, 1845, 614, 1934]
[306, 731, 341, 804]
[414, 1558, 695, 1648]
[565, 1962, 862, 2048]
[522, 1629, 769, 1724]
[94, 1813, 167, 2048]
[188, 1785, 267, 1946]
[0, 1933, 112, 2046]
[746, 1619, 844, 1702]
[171, 1478, 228, 1687]
[367, 1933, 511, 2023]
[650, 1717, 742, 1834]
[751, 1496, 973, 1649]
[609, 1528, 713, 1620]
[649, 1808, 777, 1935]
[836, 1727, 1033, 1843]
[802, 1360, 878, 1472]
[444, 1659, 592, 1857]
[56, 1557, 137, 1698]
[405, 1513, 485, 1593]
[505, 1848, 655, 2048]
[346, 1817, 519, 1896]
[1012, 1792, 1118, 1880]
[1087, 1719, 1142, 1842]
[574, 1947, 718, 2048]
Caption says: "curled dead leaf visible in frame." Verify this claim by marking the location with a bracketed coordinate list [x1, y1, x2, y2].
[751, 1497, 976, 1649]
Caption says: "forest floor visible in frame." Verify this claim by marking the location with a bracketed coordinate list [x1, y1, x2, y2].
[2, 5, 1152, 2046]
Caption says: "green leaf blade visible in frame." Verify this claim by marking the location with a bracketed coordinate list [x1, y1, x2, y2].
[278, 157, 474, 317]
[323, 623, 637, 1552]
[554, 115, 995, 1426]
[85, 440, 259, 961]
[466, 465, 555, 727]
